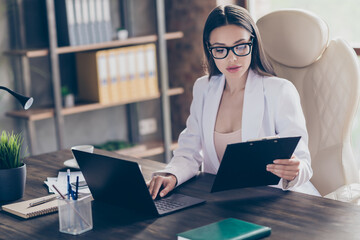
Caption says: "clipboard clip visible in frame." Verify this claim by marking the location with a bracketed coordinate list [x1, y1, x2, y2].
[247, 135, 280, 145]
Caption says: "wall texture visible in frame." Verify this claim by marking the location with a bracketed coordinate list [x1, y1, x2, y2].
[165, 0, 217, 139]
[1, 0, 225, 158]
[0, 1, 19, 134]
[1, 1, 161, 156]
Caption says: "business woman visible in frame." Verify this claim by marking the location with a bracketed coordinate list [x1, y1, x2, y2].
[148, 5, 320, 199]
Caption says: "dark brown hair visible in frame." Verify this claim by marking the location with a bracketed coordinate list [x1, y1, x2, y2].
[203, 5, 275, 78]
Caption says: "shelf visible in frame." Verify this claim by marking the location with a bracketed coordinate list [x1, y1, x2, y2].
[4, 31, 184, 58]
[6, 87, 184, 121]
[115, 142, 178, 159]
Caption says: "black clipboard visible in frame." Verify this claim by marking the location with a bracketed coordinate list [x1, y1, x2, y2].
[211, 136, 301, 193]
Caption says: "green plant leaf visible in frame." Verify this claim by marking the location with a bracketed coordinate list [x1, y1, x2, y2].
[0, 130, 25, 169]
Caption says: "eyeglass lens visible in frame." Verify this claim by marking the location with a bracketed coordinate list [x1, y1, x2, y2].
[211, 43, 251, 59]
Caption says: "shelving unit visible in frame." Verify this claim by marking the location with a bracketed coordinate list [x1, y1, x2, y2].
[6, 88, 184, 121]
[4, 32, 183, 57]
[6, 0, 180, 162]
[115, 142, 178, 159]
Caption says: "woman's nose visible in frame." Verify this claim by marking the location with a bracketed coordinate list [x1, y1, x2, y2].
[227, 50, 238, 62]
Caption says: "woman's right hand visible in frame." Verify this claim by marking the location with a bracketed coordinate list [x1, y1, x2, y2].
[147, 174, 177, 199]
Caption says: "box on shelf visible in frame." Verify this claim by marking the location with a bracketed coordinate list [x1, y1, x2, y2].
[76, 50, 111, 104]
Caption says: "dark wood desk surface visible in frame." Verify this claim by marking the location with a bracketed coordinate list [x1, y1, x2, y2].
[1, 149, 360, 240]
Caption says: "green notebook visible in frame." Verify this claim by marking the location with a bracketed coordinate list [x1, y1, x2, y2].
[177, 218, 271, 240]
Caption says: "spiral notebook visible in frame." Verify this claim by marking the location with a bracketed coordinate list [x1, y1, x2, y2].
[1, 195, 58, 219]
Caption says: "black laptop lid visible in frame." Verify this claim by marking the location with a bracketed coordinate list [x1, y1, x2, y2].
[211, 136, 301, 192]
[72, 150, 158, 216]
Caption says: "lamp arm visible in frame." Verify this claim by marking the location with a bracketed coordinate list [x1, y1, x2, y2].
[0, 86, 34, 110]
[0, 86, 19, 98]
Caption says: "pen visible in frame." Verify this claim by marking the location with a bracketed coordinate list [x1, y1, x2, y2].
[52, 184, 66, 199]
[75, 176, 79, 200]
[67, 169, 71, 200]
[28, 196, 57, 208]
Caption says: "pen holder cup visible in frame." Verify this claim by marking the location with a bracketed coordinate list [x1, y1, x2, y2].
[58, 196, 93, 235]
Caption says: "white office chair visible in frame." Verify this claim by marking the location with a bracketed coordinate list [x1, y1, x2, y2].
[256, 9, 360, 198]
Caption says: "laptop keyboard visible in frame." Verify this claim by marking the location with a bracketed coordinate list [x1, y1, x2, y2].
[154, 198, 186, 211]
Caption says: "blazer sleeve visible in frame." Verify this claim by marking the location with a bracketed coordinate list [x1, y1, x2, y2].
[154, 77, 208, 186]
[273, 81, 313, 190]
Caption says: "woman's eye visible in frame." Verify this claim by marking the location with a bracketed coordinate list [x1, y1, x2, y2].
[235, 45, 246, 51]
[215, 48, 225, 53]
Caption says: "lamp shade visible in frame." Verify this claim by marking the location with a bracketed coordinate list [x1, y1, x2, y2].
[0, 86, 33, 110]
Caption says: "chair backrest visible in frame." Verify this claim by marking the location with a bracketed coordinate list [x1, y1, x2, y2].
[257, 9, 360, 196]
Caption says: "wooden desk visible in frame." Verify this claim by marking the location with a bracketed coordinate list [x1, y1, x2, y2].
[1, 149, 360, 239]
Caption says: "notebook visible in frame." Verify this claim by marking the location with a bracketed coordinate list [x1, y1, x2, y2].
[177, 218, 271, 240]
[72, 149, 205, 216]
[211, 136, 301, 192]
[1, 195, 58, 219]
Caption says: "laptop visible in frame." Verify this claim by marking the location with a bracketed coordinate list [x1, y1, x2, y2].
[72, 150, 205, 216]
[211, 136, 301, 192]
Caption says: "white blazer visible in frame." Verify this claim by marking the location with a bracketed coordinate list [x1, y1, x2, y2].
[157, 70, 320, 196]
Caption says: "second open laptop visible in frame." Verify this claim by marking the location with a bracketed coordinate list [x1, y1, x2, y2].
[72, 150, 205, 217]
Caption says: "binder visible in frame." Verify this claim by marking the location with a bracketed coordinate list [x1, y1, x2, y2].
[144, 44, 159, 96]
[76, 50, 111, 104]
[116, 48, 131, 101]
[81, 0, 91, 45]
[211, 136, 301, 192]
[88, 0, 98, 44]
[94, 0, 104, 43]
[126, 46, 138, 100]
[74, 0, 85, 45]
[135, 45, 148, 98]
[108, 50, 120, 103]
[101, 0, 113, 42]
[55, 0, 77, 46]
[96, 50, 111, 104]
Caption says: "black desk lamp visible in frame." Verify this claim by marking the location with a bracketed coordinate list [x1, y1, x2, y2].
[0, 86, 33, 110]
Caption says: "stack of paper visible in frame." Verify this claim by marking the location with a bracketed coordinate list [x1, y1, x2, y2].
[44, 171, 91, 195]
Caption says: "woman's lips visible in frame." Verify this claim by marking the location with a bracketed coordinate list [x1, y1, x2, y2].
[226, 65, 241, 73]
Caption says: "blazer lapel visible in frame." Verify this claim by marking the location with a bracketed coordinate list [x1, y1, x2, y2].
[202, 75, 225, 171]
[242, 70, 265, 142]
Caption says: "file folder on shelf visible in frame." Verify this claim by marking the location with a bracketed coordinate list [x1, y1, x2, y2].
[145, 44, 159, 96]
[74, 0, 86, 45]
[127, 46, 138, 100]
[102, 0, 113, 42]
[108, 50, 120, 103]
[80, 0, 90, 45]
[88, 0, 98, 44]
[116, 48, 131, 101]
[55, 0, 78, 46]
[135, 45, 149, 98]
[95, 0, 105, 43]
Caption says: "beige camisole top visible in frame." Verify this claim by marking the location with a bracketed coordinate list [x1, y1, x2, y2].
[214, 128, 242, 162]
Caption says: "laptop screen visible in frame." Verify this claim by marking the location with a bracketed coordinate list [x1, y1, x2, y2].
[72, 150, 158, 215]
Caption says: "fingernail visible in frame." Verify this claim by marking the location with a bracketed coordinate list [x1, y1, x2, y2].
[160, 192, 164, 197]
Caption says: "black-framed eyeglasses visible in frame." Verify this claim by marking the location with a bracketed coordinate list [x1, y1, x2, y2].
[208, 40, 253, 59]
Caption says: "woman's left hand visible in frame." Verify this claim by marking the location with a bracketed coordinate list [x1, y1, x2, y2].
[266, 155, 300, 181]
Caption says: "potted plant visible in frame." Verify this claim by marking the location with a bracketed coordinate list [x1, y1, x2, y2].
[61, 86, 75, 108]
[0, 130, 27, 201]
